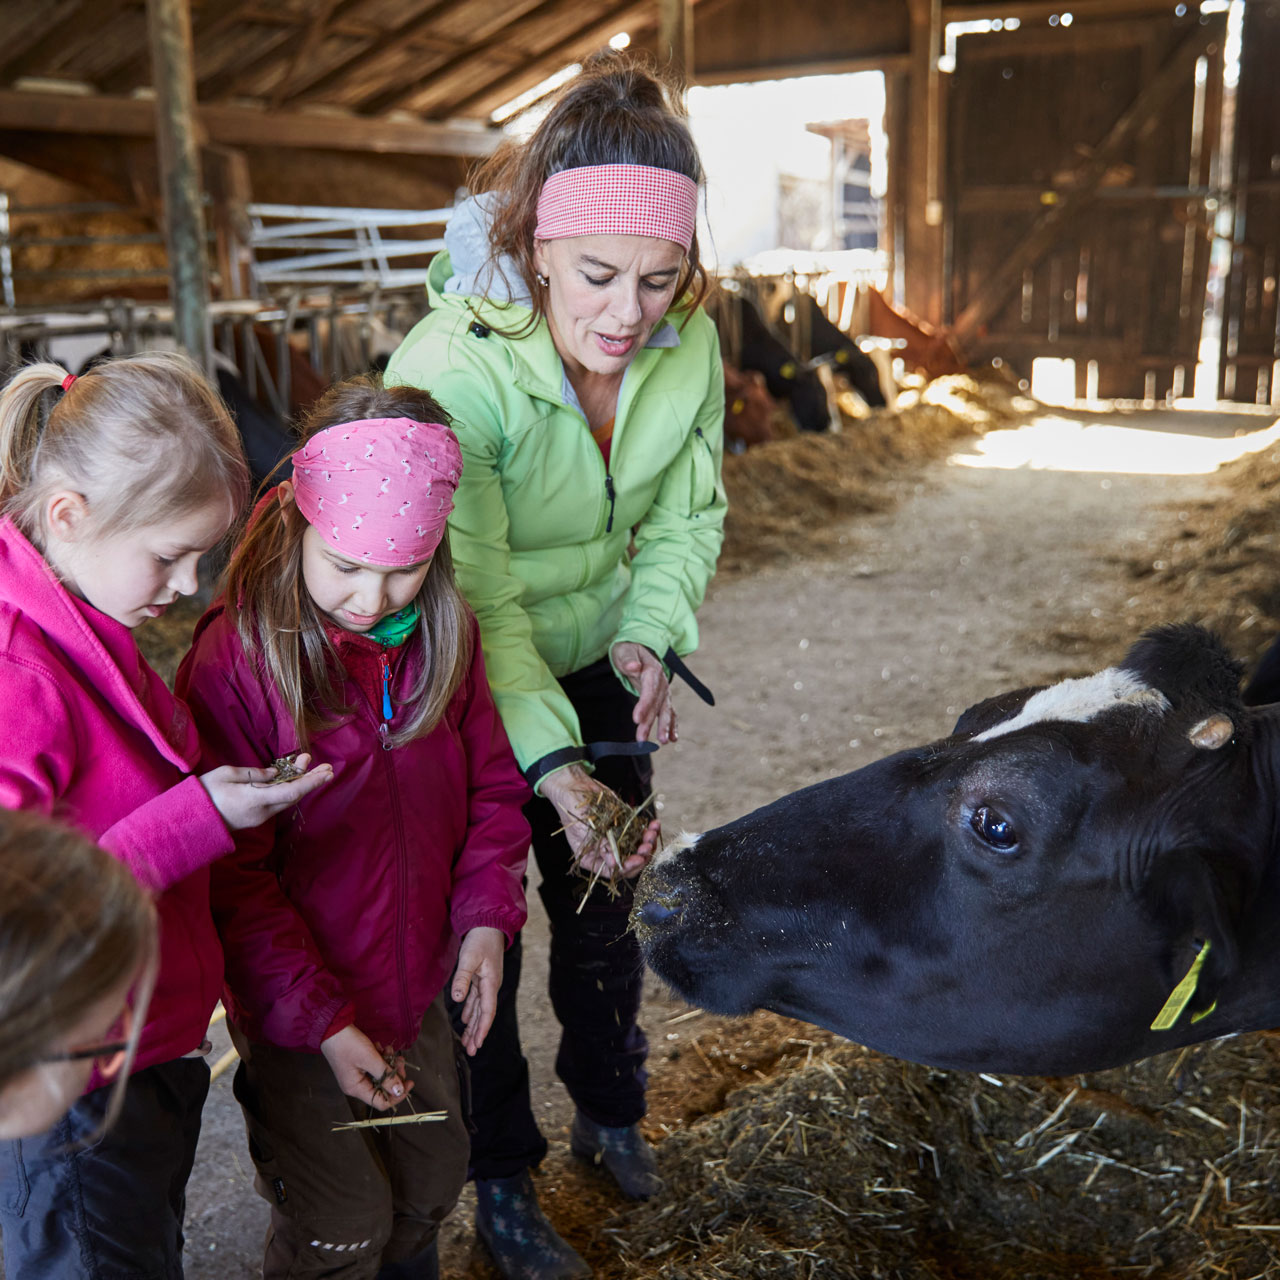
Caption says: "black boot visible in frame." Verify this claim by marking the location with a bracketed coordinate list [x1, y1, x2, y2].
[569, 1111, 664, 1200]
[474, 1171, 591, 1280]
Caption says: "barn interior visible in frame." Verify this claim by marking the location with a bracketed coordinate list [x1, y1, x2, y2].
[2, 1, 1280, 1278]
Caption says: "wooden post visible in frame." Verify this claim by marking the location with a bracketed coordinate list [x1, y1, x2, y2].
[903, 0, 945, 325]
[204, 145, 253, 299]
[658, 0, 694, 87]
[146, 0, 212, 371]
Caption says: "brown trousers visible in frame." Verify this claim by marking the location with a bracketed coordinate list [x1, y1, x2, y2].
[230, 997, 470, 1280]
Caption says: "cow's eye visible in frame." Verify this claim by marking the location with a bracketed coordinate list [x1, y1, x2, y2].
[971, 805, 1019, 851]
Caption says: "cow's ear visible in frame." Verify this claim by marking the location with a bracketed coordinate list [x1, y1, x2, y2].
[1143, 848, 1245, 1025]
[952, 685, 1046, 738]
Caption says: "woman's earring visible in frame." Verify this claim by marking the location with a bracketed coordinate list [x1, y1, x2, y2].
[535, 272, 549, 288]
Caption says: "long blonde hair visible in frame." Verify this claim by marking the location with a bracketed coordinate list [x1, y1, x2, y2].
[0, 353, 249, 545]
[0, 810, 157, 1134]
[223, 375, 473, 750]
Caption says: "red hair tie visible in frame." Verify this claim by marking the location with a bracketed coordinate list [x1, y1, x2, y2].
[60, 373, 77, 392]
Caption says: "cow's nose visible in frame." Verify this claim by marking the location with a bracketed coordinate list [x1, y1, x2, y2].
[637, 898, 682, 927]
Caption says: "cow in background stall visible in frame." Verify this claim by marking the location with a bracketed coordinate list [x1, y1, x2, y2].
[762, 289, 887, 410]
[721, 360, 779, 450]
[636, 624, 1280, 1076]
[853, 286, 967, 382]
[712, 291, 835, 434]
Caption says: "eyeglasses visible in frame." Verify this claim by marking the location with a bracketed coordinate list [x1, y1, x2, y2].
[43, 1040, 130, 1075]
[42, 1004, 133, 1079]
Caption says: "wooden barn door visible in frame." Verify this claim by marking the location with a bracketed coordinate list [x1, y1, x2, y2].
[947, 9, 1227, 400]
[1219, 0, 1280, 404]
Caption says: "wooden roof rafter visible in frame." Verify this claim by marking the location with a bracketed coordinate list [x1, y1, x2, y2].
[406, 0, 656, 119]
[272, 0, 501, 110]
[356, 0, 576, 117]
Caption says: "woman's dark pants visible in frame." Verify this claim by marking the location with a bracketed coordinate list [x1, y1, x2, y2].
[449, 658, 652, 1180]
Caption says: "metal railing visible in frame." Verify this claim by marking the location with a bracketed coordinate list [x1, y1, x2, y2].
[246, 203, 451, 292]
[0, 198, 171, 307]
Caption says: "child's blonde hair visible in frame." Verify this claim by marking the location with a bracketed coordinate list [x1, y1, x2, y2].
[0, 353, 249, 544]
[0, 810, 157, 1132]
[224, 374, 474, 750]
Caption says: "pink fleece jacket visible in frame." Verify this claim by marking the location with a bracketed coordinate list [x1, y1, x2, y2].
[0, 518, 233, 1075]
[176, 604, 531, 1053]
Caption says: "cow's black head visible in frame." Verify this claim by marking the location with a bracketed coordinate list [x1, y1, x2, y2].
[636, 625, 1280, 1074]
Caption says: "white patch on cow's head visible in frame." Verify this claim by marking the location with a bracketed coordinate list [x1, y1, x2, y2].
[973, 667, 1170, 742]
[653, 830, 701, 868]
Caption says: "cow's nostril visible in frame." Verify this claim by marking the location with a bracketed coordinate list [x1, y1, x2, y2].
[638, 898, 682, 927]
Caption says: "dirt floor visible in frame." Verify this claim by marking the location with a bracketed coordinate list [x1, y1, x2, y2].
[152, 395, 1280, 1280]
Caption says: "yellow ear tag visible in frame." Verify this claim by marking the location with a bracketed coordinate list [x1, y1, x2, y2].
[1150, 939, 1211, 1031]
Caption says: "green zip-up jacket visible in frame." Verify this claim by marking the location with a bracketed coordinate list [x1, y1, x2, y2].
[386, 244, 726, 784]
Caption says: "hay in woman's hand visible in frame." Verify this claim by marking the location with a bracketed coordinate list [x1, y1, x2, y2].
[566, 789, 658, 912]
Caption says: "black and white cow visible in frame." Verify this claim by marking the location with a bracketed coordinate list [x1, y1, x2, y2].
[635, 625, 1280, 1076]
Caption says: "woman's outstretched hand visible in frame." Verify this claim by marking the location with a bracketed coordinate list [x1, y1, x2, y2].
[201, 754, 334, 831]
[540, 765, 660, 880]
[611, 642, 676, 745]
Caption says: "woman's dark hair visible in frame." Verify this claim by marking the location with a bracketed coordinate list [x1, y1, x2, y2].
[471, 49, 710, 328]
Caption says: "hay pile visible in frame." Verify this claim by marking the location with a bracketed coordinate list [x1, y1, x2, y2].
[719, 374, 1034, 573]
[612, 1033, 1280, 1279]
[1053, 430, 1280, 673]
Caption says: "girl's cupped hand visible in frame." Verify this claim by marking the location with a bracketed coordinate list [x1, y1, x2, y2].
[201, 754, 334, 830]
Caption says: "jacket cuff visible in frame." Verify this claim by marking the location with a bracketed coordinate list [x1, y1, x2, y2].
[525, 746, 589, 794]
[318, 1001, 357, 1046]
[455, 909, 529, 947]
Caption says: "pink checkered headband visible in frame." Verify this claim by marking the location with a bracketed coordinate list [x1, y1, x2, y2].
[533, 164, 699, 252]
[289, 417, 463, 567]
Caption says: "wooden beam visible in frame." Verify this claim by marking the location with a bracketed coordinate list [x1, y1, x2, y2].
[204, 145, 253, 298]
[942, 0, 1185, 20]
[197, 27, 298, 101]
[98, 0, 259, 95]
[442, 0, 652, 119]
[695, 53, 911, 84]
[902, 0, 945, 324]
[356, 0, 561, 116]
[0, 89, 501, 155]
[0, 0, 101, 84]
[146, 0, 212, 371]
[0, 0, 134, 87]
[951, 15, 1225, 346]
[658, 0, 695, 84]
[269, 0, 469, 108]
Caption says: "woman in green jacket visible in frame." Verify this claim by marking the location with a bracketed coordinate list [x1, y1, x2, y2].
[387, 51, 725, 1280]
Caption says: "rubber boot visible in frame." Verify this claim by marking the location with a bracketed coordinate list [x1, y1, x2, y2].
[569, 1111, 664, 1200]
[474, 1171, 591, 1280]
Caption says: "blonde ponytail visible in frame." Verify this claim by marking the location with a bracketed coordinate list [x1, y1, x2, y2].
[0, 363, 69, 508]
[0, 352, 248, 545]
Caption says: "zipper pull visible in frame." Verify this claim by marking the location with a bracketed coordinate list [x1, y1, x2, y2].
[605, 475, 616, 533]
[380, 652, 393, 724]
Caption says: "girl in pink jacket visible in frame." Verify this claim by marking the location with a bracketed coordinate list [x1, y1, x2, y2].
[175, 375, 531, 1280]
[0, 354, 332, 1279]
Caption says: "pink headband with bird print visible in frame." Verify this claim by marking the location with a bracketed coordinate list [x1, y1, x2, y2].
[291, 417, 463, 566]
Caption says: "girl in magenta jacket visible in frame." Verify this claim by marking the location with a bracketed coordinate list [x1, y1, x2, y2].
[175, 375, 531, 1280]
[0, 354, 332, 1279]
